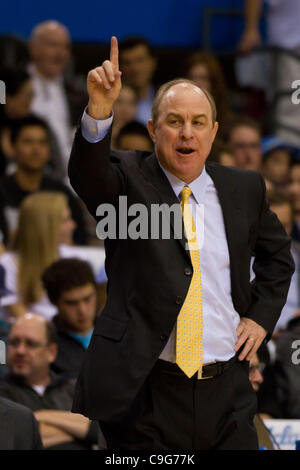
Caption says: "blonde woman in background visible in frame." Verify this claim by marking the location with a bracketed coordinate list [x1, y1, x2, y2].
[0, 192, 78, 320]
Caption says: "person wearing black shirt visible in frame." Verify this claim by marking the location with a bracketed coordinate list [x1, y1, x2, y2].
[0, 115, 87, 246]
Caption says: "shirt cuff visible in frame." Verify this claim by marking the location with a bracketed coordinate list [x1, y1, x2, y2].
[81, 106, 113, 143]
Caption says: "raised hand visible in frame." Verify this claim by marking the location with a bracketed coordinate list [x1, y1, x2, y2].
[87, 36, 122, 119]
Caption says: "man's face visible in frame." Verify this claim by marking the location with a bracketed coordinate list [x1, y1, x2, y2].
[56, 283, 97, 334]
[270, 203, 293, 236]
[120, 45, 156, 90]
[229, 126, 262, 171]
[14, 125, 50, 172]
[6, 79, 34, 119]
[31, 28, 70, 79]
[8, 319, 56, 380]
[263, 149, 291, 184]
[148, 83, 218, 183]
[289, 165, 300, 213]
[249, 354, 264, 393]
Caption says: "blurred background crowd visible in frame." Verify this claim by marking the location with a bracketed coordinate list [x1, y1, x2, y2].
[0, 0, 300, 450]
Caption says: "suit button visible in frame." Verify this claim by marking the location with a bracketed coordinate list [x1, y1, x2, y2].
[184, 267, 192, 276]
[160, 334, 167, 341]
[175, 296, 183, 305]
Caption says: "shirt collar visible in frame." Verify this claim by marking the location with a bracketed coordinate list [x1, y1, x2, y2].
[158, 160, 207, 204]
[28, 63, 64, 85]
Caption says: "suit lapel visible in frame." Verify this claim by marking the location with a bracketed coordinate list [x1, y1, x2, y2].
[140, 155, 247, 272]
[140, 153, 190, 259]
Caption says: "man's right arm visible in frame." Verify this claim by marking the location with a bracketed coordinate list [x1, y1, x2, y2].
[68, 36, 124, 217]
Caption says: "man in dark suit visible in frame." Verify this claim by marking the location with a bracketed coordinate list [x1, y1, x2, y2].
[68, 37, 294, 450]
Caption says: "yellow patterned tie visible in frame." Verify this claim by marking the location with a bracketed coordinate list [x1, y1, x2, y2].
[176, 186, 204, 378]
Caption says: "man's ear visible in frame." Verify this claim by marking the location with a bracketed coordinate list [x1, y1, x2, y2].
[48, 342, 58, 364]
[147, 119, 156, 143]
[212, 121, 219, 143]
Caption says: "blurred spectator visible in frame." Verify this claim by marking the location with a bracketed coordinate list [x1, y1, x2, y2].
[249, 353, 277, 450]
[0, 34, 29, 69]
[0, 67, 34, 176]
[0, 192, 75, 320]
[209, 141, 236, 167]
[288, 161, 300, 243]
[182, 51, 233, 138]
[261, 136, 300, 185]
[0, 397, 43, 449]
[226, 117, 262, 172]
[28, 20, 87, 180]
[0, 265, 12, 380]
[111, 84, 138, 147]
[119, 36, 157, 126]
[116, 121, 153, 151]
[268, 191, 300, 331]
[273, 314, 300, 418]
[0, 313, 99, 449]
[239, 0, 300, 147]
[0, 115, 88, 245]
[42, 258, 97, 379]
[0, 67, 68, 179]
[256, 339, 283, 418]
[0, 264, 12, 343]
[0, 202, 6, 248]
[0, 192, 103, 321]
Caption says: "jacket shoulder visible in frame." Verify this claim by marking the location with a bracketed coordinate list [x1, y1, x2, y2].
[109, 148, 154, 168]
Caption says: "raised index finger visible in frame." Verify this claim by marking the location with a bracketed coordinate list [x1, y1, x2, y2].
[110, 36, 119, 70]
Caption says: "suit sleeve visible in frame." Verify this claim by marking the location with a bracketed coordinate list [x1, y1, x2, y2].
[244, 174, 295, 337]
[68, 126, 126, 218]
[30, 412, 44, 450]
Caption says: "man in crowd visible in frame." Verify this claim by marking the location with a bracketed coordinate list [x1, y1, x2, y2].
[0, 115, 87, 245]
[249, 353, 276, 450]
[288, 161, 300, 243]
[0, 313, 99, 449]
[42, 258, 97, 379]
[239, 0, 300, 147]
[116, 120, 153, 151]
[119, 36, 157, 126]
[268, 192, 300, 331]
[68, 37, 294, 450]
[274, 313, 300, 419]
[28, 20, 87, 180]
[226, 117, 263, 172]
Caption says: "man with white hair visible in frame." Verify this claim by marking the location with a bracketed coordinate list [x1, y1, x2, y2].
[28, 21, 87, 180]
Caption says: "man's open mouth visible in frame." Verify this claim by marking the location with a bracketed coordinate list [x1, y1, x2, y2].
[176, 147, 195, 155]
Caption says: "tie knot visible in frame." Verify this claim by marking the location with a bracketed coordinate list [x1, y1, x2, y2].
[181, 186, 192, 203]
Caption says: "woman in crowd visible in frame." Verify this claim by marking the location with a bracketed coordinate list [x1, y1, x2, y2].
[0, 191, 102, 321]
[111, 84, 137, 147]
[182, 51, 233, 139]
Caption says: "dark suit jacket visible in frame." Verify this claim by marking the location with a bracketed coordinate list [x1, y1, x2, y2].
[0, 397, 42, 450]
[68, 127, 294, 422]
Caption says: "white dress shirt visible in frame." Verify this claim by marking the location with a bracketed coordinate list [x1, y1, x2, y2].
[29, 64, 73, 179]
[81, 110, 239, 363]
